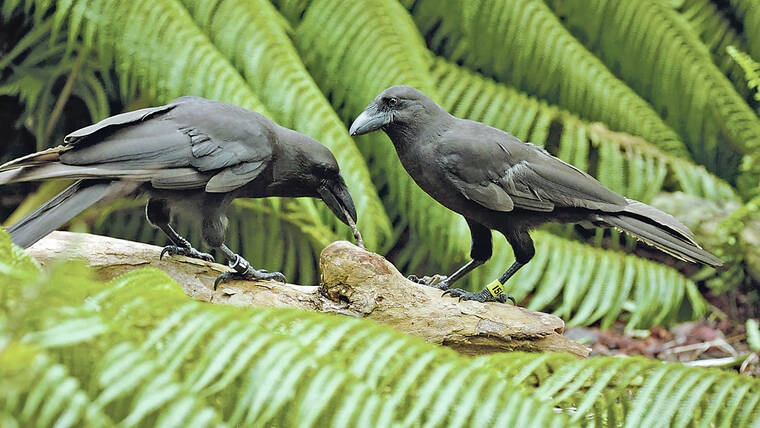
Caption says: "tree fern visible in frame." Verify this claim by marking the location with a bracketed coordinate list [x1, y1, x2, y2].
[179, 0, 392, 250]
[404, 0, 692, 160]
[544, 0, 758, 190]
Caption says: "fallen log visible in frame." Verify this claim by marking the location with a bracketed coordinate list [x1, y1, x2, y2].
[28, 231, 589, 357]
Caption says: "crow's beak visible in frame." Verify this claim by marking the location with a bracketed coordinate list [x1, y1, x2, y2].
[349, 104, 391, 136]
[319, 179, 364, 248]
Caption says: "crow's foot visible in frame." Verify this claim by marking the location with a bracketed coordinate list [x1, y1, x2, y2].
[407, 274, 449, 290]
[441, 288, 515, 304]
[160, 245, 215, 263]
[214, 269, 286, 289]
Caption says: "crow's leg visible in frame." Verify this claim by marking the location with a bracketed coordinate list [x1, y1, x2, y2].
[200, 214, 286, 289]
[146, 198, 214, 262]
[443, 229, 533, 304]
[415, 219, 492, 291]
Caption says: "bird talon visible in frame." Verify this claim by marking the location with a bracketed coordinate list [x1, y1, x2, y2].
[214, 267, 287, 290]
[161, 245, 214, 263]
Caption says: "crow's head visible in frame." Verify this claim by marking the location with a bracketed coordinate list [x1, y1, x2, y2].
[287, 137, 360, 244]
[349, 85, 442, 136]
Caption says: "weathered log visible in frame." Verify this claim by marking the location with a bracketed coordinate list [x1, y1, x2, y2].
[28, 231, 590, 357]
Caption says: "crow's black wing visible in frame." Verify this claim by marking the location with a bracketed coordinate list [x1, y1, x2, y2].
[440, 119, 627, 213]
[8, 97, 274, 192]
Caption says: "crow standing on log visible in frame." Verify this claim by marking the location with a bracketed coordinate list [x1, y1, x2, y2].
[350, 85, 722, 304]
[1, 96, 363, 287]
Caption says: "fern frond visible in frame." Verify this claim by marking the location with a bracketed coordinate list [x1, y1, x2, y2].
[178, 0, 391, 250]
[665, 0, 754, 101]
[728, 0, 760, 61]
[0, 232, 575, 428]
[480, 352, 760, 427]
[405, 0, 692, 160]
[431, 58, 739, 203]
[727, 45, 760, 104]
[544, 0, 757, 186]
[0, 16, 112, 150]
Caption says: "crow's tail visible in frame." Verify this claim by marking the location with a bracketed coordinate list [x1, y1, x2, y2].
[7, 179, 129, 248]
[598, 199, 723, 267]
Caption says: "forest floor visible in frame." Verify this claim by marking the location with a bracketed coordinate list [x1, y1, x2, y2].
[566, 289, 760, 377]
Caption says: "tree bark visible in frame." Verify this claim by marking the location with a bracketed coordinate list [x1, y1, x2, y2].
[28, 231, 590, 357]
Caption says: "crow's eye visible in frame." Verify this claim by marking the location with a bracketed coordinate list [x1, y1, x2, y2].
[387, 97, 399, 107]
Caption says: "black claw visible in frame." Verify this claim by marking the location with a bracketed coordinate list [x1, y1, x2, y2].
[213, 268, 287, 290]
[407, 274, 449, 289]
[160, 245, 215, 262]
[441, 288, 513, 304]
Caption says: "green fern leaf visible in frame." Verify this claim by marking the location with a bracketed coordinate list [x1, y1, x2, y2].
[544, 0, 757, 186]
[663, 0, 754, 101]
[481, 352, 760, 427]
[0, 232, 576, 427]
[406, 0, 692, 160]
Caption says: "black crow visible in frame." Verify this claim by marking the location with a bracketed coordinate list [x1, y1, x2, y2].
[350, 85, 721, 303]
[2, 96, 363, 287]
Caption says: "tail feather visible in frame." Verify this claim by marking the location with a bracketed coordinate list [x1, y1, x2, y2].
[7, 180, 132, 248]
[0, 145, 68, 171]
[0, 163, 156, 185]
[600, 201, 722, 267]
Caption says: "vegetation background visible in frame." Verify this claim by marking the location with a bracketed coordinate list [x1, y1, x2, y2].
[1, 0, 760, 426]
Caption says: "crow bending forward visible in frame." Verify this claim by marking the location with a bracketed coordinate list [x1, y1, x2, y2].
[350, 86, 721, 304]
[2, 96, 362, 287]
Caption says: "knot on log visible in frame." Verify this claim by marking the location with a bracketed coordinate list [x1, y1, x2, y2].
[28, 232, 589, 357]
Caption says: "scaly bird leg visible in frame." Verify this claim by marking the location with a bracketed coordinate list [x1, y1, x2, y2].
[158, 224, 215, 263]
[442, 261, 523, 304]
[213, 244, 286, 289]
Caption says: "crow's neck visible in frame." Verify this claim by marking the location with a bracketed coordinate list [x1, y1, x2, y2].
[385, 113, 454, 155]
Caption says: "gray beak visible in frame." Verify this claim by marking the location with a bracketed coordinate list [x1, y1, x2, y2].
[349, 105, 391, 136]
[318, 180, 364, 248]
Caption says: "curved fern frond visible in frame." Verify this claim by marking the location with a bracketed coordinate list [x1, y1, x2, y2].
[0, 232, 575, 428]
[544, 0, 757, 186]
[405, 0, 692, 159]
[728, 45, 760, 105]
[728, 0, 760, 61]
[179, 0, 392, 250]
[0, 15, 111, 150]
[431, 58, 739, 204]
[3, 232, 756, 427]
[480, 352, 760, 427]
[665, 0, 754, 102]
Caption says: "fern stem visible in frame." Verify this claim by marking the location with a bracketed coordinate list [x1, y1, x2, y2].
[42, 46, 89, 148]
